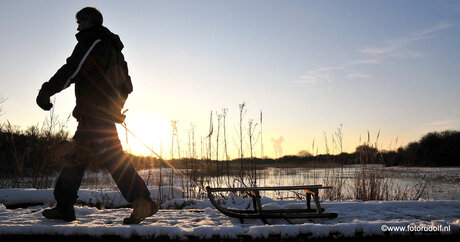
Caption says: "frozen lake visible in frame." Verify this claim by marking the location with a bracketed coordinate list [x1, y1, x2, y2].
[76, 165, 460, 201]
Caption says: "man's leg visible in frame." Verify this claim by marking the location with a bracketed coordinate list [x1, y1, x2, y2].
[88, 120, 156, 223]
[104, 140, 151, 202]
[53, 134, 92, 208]
[53, 161, 86, 207]
[43, 157, 85, 222]
[102, 139, 157, 224]
[43, 122, 88, 222]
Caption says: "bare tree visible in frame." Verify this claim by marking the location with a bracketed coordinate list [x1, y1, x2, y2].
[171, 120, 180, 159]
[0, 95, 6, 116]
[335, 124, 343, 153]
[323, 131, 330, 155]
[206, 111, 213, 160]
[188, 123, 196, 159]
[312, 138, 316, 156]
[222, 108, 228, 160]
[238, 102, 246, 159]
[260, 110, 263, 158]
[42, 98, 61, 138]
[216, 111, 223, 161]
[247, 119, 258, 158]
[187, 126, 192, 158]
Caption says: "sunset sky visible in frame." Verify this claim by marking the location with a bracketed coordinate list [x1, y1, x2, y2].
[1, 0, 459, 159]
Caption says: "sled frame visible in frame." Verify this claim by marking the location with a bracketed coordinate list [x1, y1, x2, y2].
[206, 185, 338, 224]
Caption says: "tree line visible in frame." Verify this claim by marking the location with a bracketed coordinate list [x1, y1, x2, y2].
[1, 125, 459, 182]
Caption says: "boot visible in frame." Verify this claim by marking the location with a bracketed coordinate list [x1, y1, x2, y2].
[42, 206, 76, 222]
[123, 198, 158, 224]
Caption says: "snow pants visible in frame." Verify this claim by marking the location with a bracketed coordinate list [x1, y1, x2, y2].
[53, 119, 151, 208]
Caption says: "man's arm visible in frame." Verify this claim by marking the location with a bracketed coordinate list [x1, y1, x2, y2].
[36, 39, 101, 110]
[119, 52, 133, 96]
[42, 39, 101, 96]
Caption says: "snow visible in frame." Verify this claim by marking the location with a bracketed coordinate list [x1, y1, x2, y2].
[0, 186, 184, 209]
[0, 188, 459, 239]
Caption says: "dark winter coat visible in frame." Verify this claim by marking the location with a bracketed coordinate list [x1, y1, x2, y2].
[41, 25, 132, 123]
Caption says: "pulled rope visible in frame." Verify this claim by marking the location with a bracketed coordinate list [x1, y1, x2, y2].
[121, 122, 162, 159]
[120, 122, 204, 190]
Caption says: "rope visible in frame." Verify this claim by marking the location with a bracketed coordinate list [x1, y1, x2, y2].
[120, 122, 204, 190]
[121, 122, 162, 159]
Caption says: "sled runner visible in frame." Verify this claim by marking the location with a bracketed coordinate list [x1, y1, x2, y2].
[206, 185, 338, 224]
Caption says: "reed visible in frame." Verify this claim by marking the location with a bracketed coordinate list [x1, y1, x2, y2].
[0, 102, 436, 203]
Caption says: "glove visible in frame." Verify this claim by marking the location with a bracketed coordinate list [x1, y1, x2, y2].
[36, 84, 53, 111]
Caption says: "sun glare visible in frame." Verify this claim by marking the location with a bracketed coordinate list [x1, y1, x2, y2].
[118, 113, 170, 156]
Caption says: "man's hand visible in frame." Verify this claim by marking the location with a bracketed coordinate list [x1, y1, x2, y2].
[36, 89, 53, 111]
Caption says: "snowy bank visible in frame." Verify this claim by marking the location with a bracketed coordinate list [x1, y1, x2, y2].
[0, 188, 459, 240]
[0, 186, 184, 209]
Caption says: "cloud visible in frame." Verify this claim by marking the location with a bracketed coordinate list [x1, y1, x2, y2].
[307, 66, 345, 73]
[428, 119, 459, 127]
[360, 44, 401, 55]
[390, 50, 426, 59]
[359, 21, 458, 56]
[297, 75, 319, 84]
[296, 66, 343, 84]
[346, 58, 380, 66]
[297, 65, 375, 84]
[297, 22, 458, 85]
[346, 72, 373, 80]
[297, 65, 374, 84]
[412, 21, 457, 39]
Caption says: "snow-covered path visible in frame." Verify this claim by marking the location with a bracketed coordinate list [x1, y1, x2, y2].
[0, 189, 459, 240]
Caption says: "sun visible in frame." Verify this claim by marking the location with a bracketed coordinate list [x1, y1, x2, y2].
[117, 113, 170, 156]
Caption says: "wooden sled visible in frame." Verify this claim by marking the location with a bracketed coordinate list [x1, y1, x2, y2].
[206, 185, 338, 224]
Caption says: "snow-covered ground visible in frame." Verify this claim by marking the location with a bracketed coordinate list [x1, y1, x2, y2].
[0, 188, 459, 240]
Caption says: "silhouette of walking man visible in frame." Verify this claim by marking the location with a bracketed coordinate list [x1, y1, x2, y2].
[36, 7, 157, 224]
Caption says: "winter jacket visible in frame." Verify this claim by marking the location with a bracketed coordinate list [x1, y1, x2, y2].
[40, 25, 132, 123]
